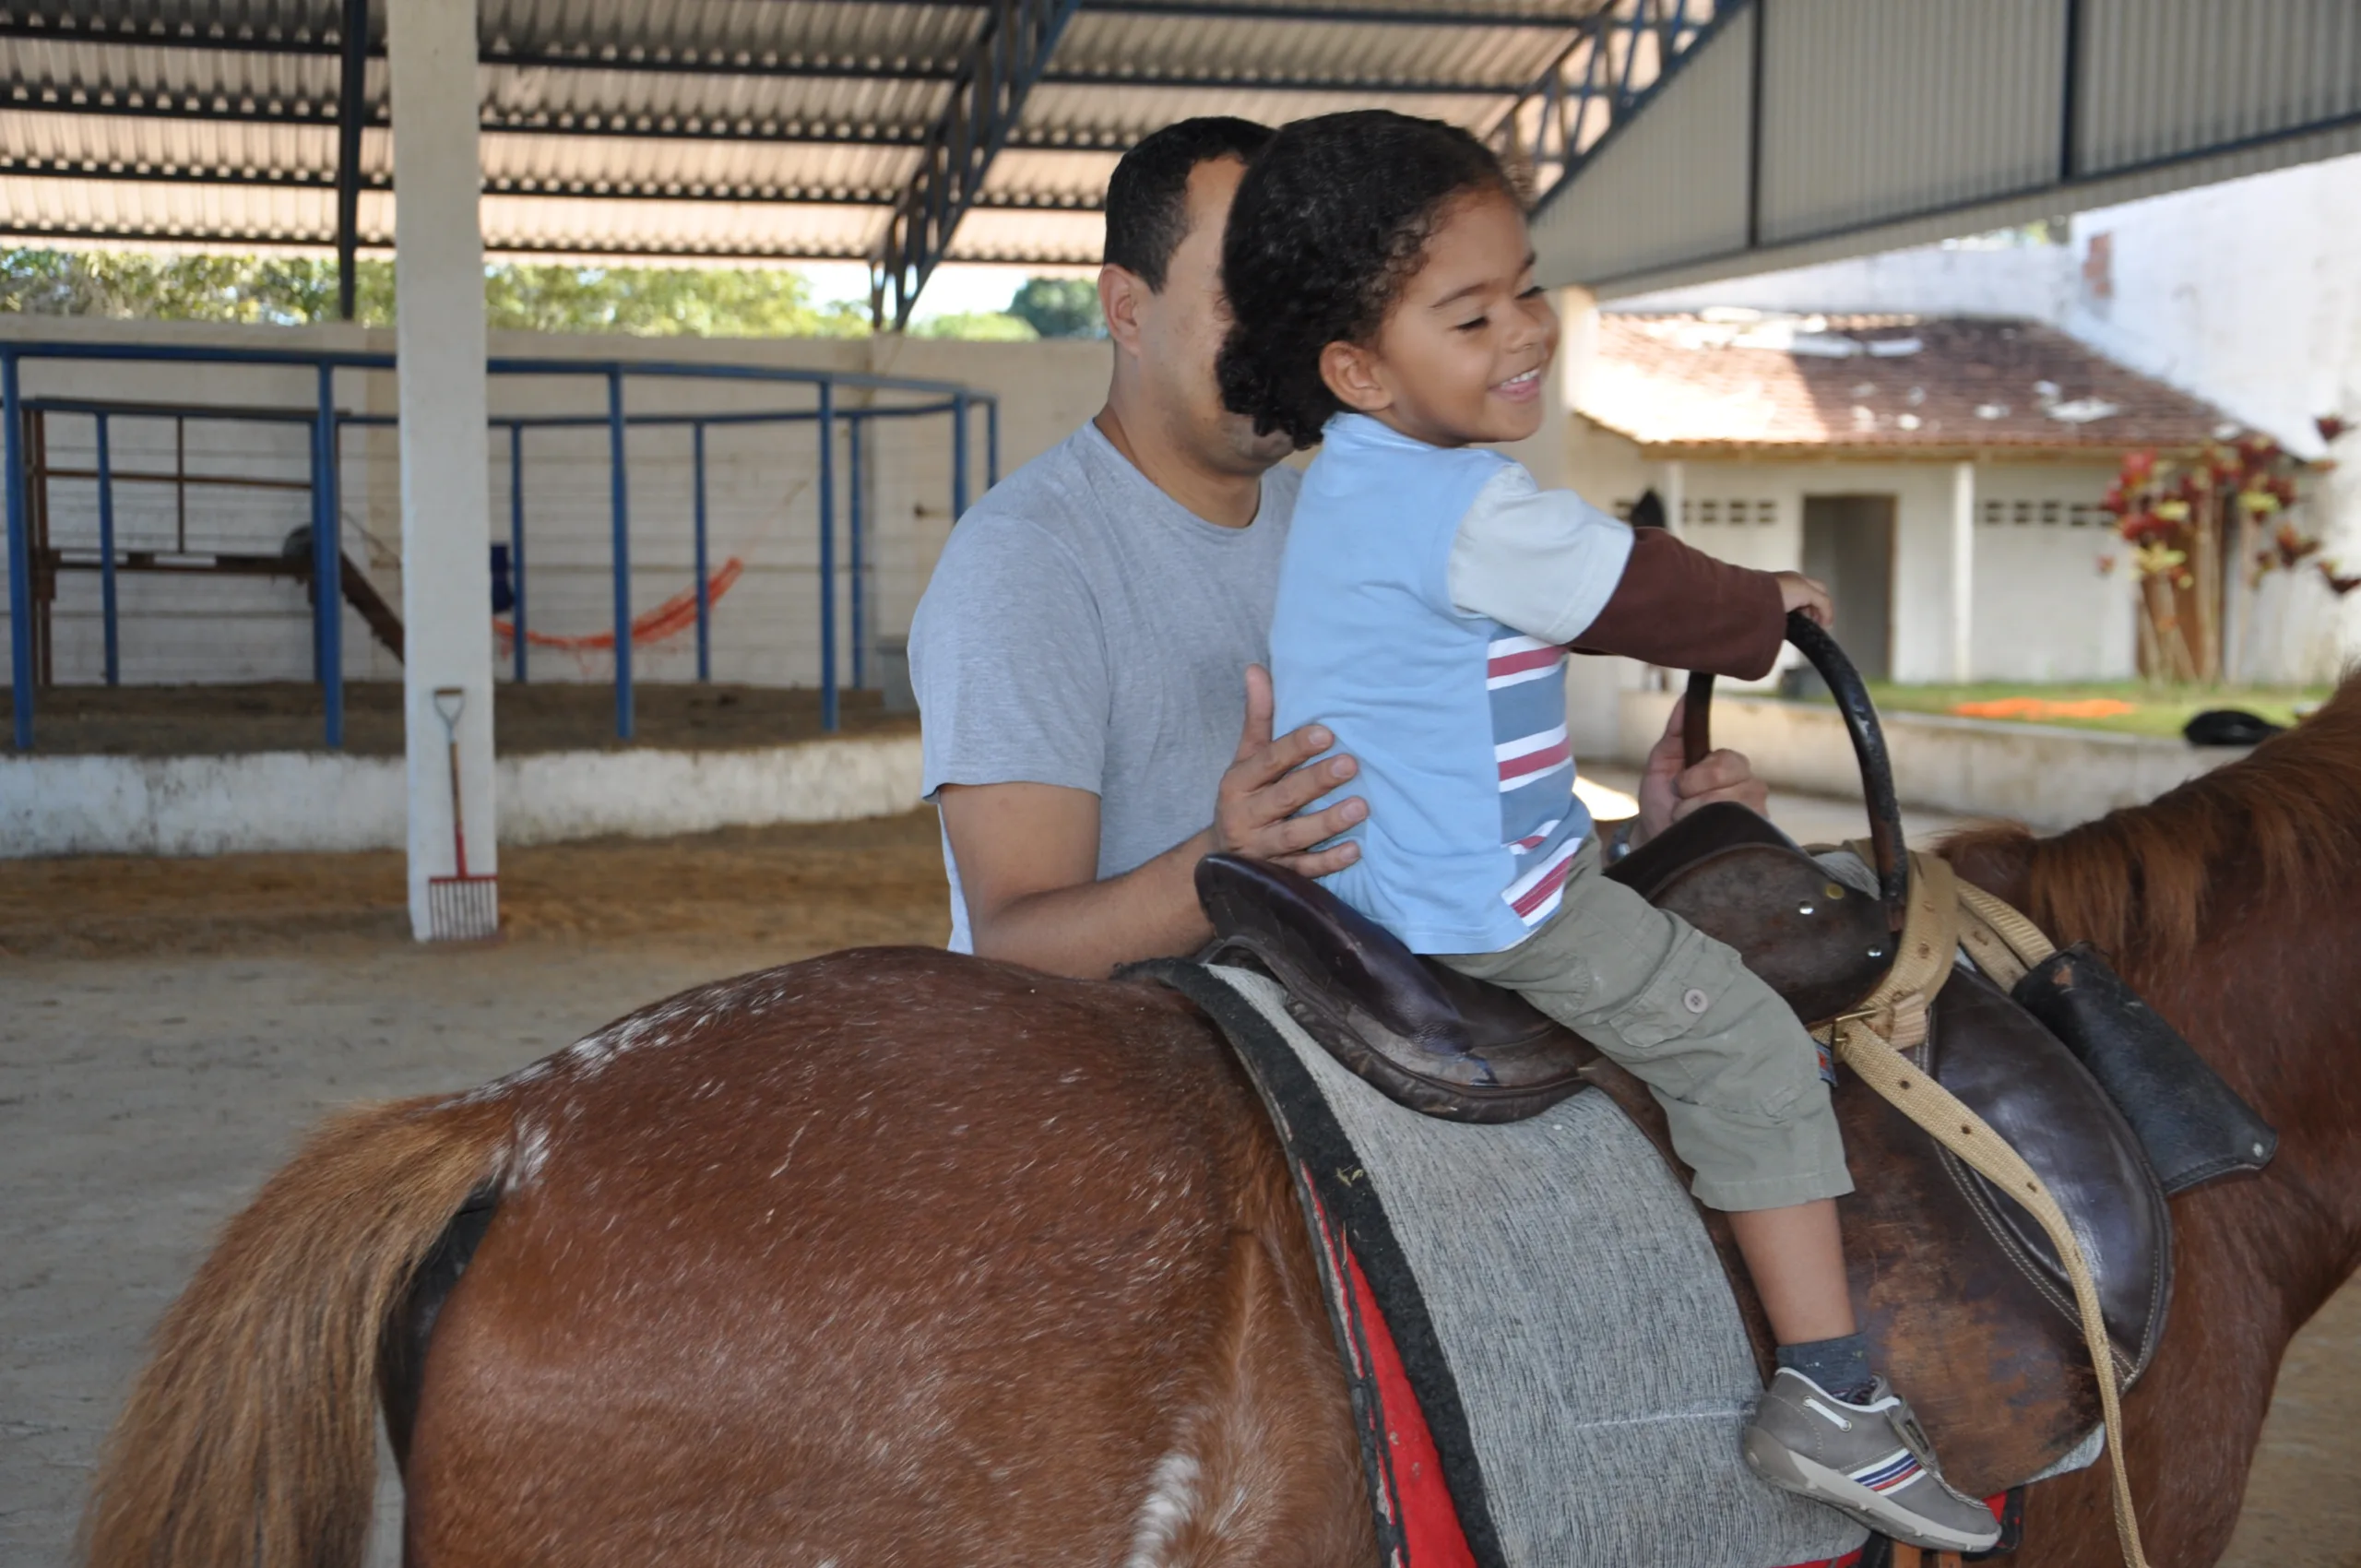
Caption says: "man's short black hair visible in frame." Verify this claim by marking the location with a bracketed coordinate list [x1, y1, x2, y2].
[1103, 116, 1275, 291]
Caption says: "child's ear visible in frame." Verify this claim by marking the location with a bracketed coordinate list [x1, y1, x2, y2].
[1320, 341, 1393, 414]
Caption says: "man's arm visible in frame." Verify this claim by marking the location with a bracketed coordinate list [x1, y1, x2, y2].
[943, 666, 1365, 979]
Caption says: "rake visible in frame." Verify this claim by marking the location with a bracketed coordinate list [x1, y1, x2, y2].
[427, 685, 500, 941]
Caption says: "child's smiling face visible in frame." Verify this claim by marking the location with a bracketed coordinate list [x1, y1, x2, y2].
[1318, 189, 1559, 448]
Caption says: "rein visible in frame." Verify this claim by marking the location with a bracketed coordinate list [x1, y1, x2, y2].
[1817, 852, 2149, 1568]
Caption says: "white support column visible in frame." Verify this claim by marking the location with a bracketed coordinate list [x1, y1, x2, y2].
[1662, 458, 1686, 538]
[1950, 459, 1976, 684]
[390, 0, 497, 940]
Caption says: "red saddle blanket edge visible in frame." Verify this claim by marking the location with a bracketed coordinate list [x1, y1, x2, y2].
[1316, 1182, 1869, 1568]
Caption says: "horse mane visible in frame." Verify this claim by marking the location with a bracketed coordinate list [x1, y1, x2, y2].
[1945, 672, 2361, 968]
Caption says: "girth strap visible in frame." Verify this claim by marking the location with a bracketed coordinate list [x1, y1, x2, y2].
[1815, 853, 2149, 1568]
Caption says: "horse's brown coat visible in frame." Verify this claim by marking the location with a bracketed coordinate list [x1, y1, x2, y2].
[85, 683, 2361, 1568]
[403, 956, 1370, 1568]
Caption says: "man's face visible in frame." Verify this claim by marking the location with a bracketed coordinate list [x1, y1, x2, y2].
[1123, 157, 1298, 475]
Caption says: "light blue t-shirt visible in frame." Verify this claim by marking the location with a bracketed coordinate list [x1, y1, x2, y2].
[1271, 414, 1632, 954]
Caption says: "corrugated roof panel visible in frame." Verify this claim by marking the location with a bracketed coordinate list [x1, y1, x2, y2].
[481, 63, 949, 138]
[2080, 0, 2361, 174]
[1, 34, 339, 106]
[1019, 81, 1511, 143]
[977, 145, 1119, 205]
[10, 1, 340, 48]
[0, 171, 335, 240]
[479, 0, 979, 72]
[478, 190, 884, 258]
[943, 202, 1100, 264]
[1050, 8, 1579, 93]
[1756, 0, 2065, 246]
[0, 104, 337, 175]
[479, 132, 916, 202]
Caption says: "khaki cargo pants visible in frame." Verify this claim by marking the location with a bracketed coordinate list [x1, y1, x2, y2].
[1436, 837, 1854, 1212]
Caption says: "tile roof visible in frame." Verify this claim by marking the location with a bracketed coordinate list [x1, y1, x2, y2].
[1579, 313, 2236, 456]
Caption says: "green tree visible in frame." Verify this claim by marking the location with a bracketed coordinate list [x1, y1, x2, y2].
[0, 249, 865, 338]
[481, 264, 866, 338]
[1005, 276, 1104, 339]
[910, 310, 1039, 341]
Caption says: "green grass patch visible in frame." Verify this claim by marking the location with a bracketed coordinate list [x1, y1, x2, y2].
[1842, 682, 2331, 739]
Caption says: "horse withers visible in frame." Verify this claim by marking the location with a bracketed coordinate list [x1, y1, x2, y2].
[85, 682, 2361, 1568]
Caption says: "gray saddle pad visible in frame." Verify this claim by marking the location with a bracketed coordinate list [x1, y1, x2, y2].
[1186, 961, 1866, 1568]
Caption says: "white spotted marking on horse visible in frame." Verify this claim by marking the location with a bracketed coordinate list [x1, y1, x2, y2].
[1120, 1449, 1202, 1568]
[508, 1120, 552, 1188]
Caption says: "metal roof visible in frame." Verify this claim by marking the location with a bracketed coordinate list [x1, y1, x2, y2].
[1533, 0, 2361, 298]
[0, 0, 1646, 315]
[1582, 313, 2235, 456]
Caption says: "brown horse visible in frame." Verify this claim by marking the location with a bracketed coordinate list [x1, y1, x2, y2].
[86, 682, 2361, 1568]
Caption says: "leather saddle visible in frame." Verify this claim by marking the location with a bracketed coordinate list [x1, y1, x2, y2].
[1195, 619, 2176, 1497]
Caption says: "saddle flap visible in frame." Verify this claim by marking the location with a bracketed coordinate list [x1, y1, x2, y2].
[1926, 966, 2173, 1378]
[1194, 852, 1596, 1123]
[2011, 944, 2277, 1195]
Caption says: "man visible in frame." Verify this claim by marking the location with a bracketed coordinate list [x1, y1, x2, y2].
[910, 117, 1766, 980]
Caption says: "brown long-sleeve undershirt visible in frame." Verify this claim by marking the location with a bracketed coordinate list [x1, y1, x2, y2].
[1570, 526, 1786, 679]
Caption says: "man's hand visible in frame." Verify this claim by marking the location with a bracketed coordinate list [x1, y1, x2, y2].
[936, 666, 1366, 980]
[1632, 700, 1769, 845]
[1775, 570, 1833, 628]
[1213, 665, 1366, 874]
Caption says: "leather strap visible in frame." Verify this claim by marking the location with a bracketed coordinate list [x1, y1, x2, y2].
[1816, 854, 2149, 1568]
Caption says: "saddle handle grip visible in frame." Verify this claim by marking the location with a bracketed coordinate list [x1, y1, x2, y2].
[1680, 612, 1909, 925]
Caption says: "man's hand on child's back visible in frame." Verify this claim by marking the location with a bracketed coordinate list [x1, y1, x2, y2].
[1211, 665, 1367, 875]
[1775, 571, 1833, 628]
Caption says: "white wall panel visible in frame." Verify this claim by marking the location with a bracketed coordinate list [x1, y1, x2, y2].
[1543, 0, 2361, 297]
[2081, 0, 2361, 174]
[1532, 9, 1752, 290]
[1755, 0, 2065, 245]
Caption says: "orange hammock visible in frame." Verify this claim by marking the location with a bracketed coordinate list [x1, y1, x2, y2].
[494, 557, 744, 652]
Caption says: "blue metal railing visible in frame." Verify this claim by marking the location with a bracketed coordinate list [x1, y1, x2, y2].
[1, 340, 999, 753]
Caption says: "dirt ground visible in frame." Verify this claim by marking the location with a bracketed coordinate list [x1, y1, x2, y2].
[5, 679, 912, 757]
[3, 803, 2356, 1565]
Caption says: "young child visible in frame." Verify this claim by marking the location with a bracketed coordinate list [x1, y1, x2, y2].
[1216, 111, 1999, 1555]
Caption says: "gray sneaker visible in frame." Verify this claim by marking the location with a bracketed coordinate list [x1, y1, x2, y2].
[1741, 1369, 2002, 1554]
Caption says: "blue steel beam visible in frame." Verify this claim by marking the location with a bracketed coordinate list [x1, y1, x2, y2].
[4, 349, 30, 751]
[848, 414, 865, 691]
[334, 0, 368, 318]
[817, 384, 837, 732]
[607, 368, 634, 741]
[313, 362, 344, 747]
[95, 411, 118, 686]
[871, 0, 1084, 332]
[692, 421, 711, 685]
[508, 422, 528, 685]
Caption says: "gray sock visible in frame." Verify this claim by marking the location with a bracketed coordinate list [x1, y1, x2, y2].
[1775, 1333, 1875, 1403]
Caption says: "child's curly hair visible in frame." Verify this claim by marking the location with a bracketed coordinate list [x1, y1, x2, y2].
[1217, 111, 1520, 450]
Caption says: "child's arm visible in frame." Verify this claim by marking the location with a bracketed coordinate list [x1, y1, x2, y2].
[1572, 528, 1812, 676]
[1447, 467, 1798, 678]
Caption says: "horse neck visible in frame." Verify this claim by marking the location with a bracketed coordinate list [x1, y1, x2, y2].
[1957, 826, 2361, 1314]
[2150, 901, 2361, 1301]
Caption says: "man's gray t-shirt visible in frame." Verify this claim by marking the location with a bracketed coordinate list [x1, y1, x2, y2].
[911, 420, 1299, 952]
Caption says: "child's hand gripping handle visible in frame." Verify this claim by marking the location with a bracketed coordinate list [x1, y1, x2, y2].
[1679, 613, 1910, 928]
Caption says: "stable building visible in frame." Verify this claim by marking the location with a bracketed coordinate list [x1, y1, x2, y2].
[1563, 312, 2233, 684]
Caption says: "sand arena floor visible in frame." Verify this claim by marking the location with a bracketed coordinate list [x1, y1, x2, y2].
[3, 803, 2355, 1566]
